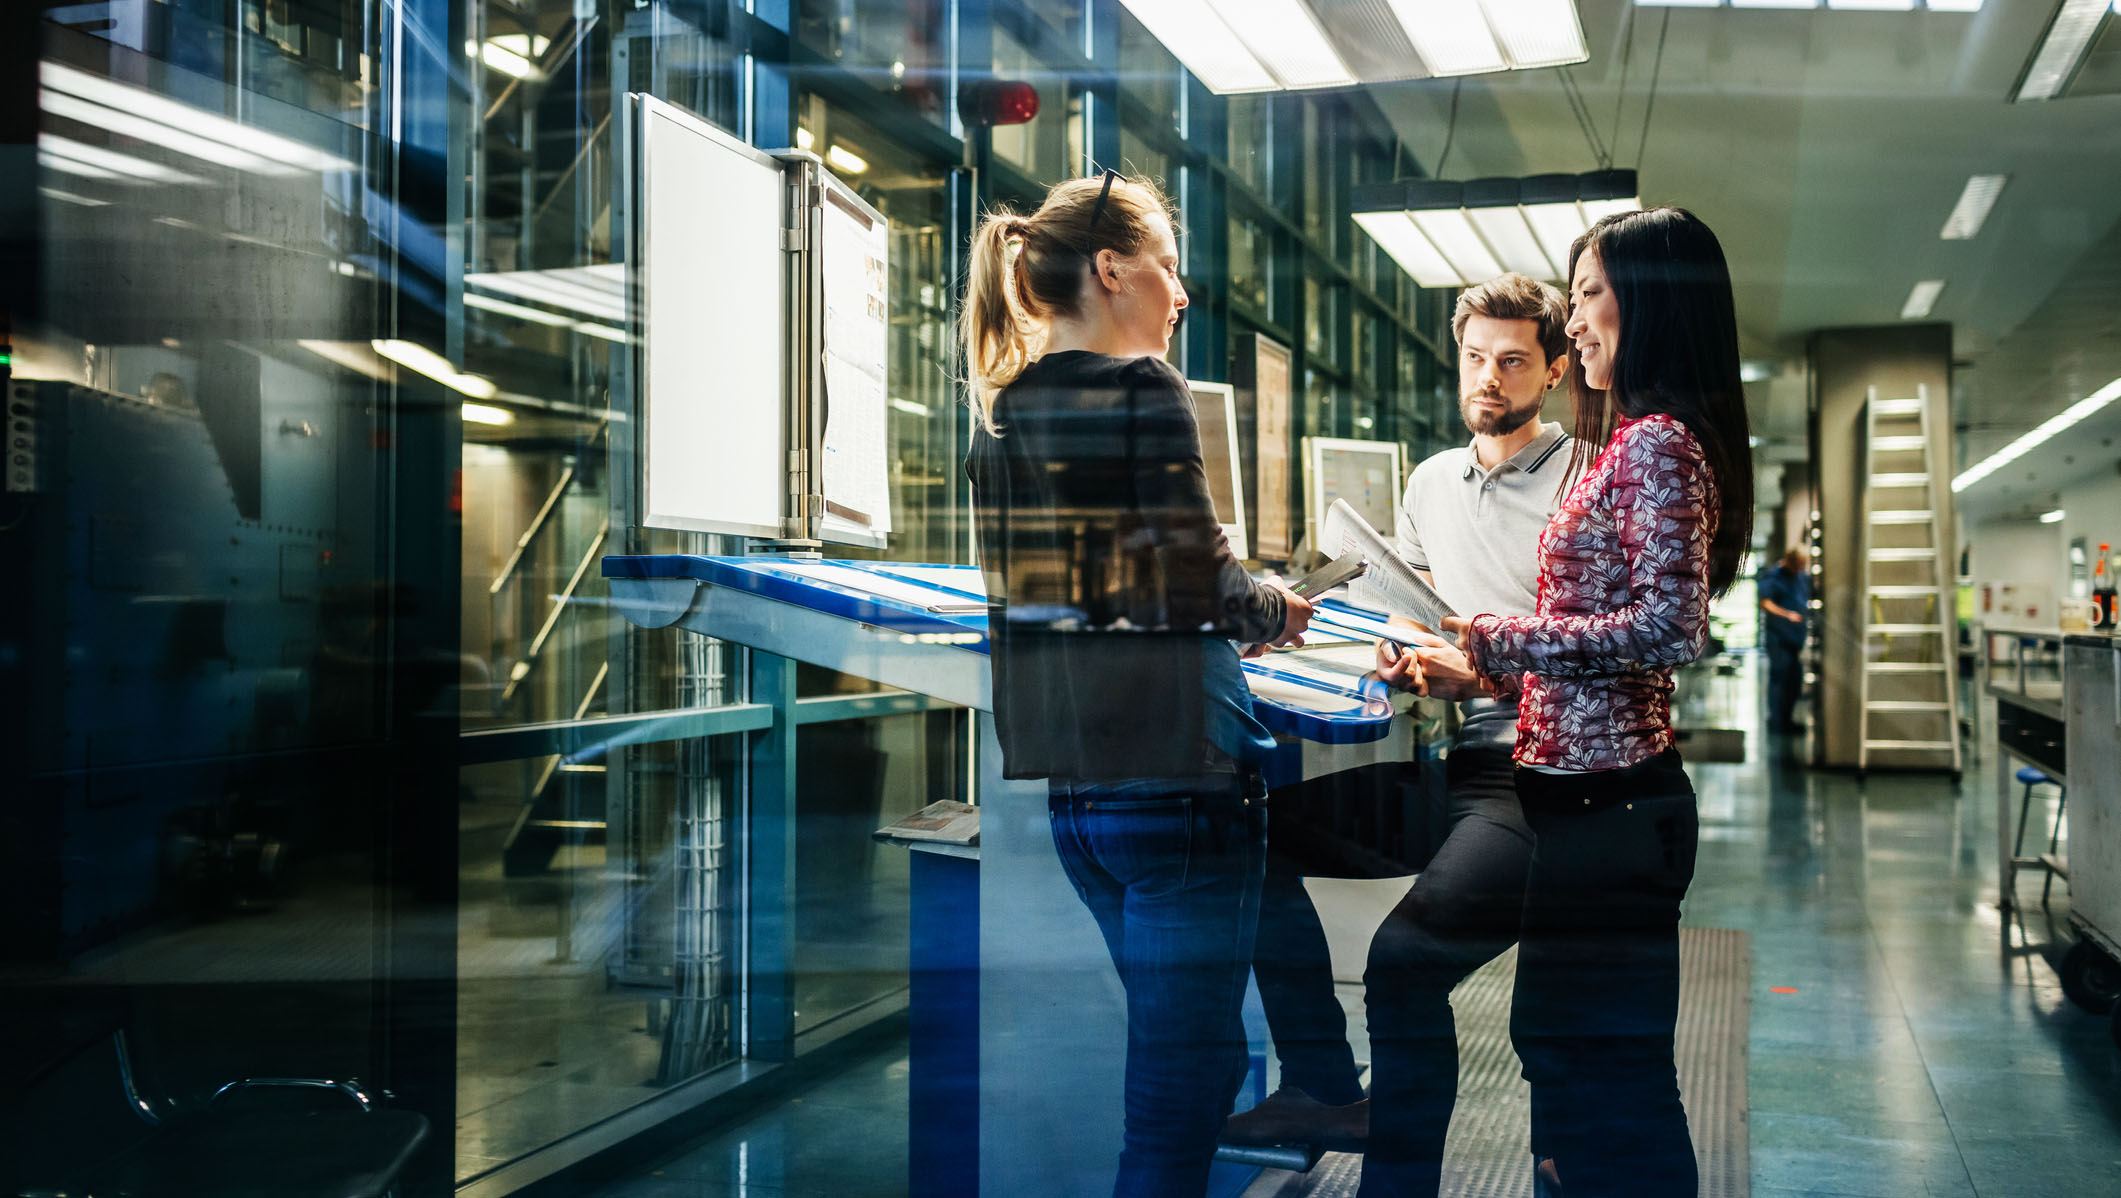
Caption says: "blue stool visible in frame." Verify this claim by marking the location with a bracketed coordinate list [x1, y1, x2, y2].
[2012, 767, 2068, 909]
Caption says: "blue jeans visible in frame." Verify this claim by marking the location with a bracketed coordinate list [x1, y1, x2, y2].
[1049, 776, 1268, 1198]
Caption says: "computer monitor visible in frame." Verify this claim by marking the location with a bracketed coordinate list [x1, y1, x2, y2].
[1304, 436, 1404, 549]
[1188, 380, 1250, 562]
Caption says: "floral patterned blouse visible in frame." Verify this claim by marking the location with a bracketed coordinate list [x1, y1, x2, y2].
[1464, 413, 1719, 772]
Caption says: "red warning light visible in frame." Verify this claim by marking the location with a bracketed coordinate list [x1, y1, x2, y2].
[960, 80, 1040, 128]
[1769, 986, 1798, 995]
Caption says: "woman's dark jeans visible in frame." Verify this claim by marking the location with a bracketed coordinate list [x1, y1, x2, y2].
[1509, 749, 1700, 1198]
[1049, 776, 1268, 1198]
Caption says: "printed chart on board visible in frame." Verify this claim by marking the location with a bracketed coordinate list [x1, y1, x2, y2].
[820, 184, 893, 543]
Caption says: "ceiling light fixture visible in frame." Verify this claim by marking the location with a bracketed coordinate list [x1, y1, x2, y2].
[1118, 0, 1581, 93]
[466, 265, 627, 324]
[38, 133, 199, 184]
[461, 402, 516, 426]
[1900, 280, 1945, 319]
[371, 339, 500, 400]
[1952, 377, 2121, 492]
[42, 89, 290, 176]
[1354, 169, 1637, 287]
[1642, 0, 1974, 6]
[825, 145, 869, 174]
[41, 61, 351, 174]
[2040, 509, 2066, 523]
[467, 39, 536, 79]
[1940, 174, 2007, 240]
[2015, 0, 2109, 101]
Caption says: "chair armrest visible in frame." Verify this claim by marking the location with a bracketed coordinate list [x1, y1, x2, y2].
[207, 1076, 381, 1112]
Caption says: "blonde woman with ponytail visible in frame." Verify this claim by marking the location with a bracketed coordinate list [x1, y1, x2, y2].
[965, 171, 1312, 1198]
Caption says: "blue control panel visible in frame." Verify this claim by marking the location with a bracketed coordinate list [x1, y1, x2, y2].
[603, 555, 1396, 745]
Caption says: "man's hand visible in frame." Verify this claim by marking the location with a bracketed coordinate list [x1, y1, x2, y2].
[1374, 638, 1424, 691]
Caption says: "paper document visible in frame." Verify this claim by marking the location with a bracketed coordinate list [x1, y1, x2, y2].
[1321, 498, 1459, 636]
[875, 800, 981, 846]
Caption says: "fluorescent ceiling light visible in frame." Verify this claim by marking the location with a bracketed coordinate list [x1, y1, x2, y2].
[2040, 509, 2066, 523]
[1740, 359, 1774, 382]
[41, 61, 350, 174]
[1900, 279, 1945, 319]
[1952, 377, 2121, 492]
[1216, 0, 1355, 89]
[462, 402, 515, 426]
[1939, 174, 2007, 240]
[38, 134, 199, 184]
[1389, 0, 1507, 74]
[41, 89, 291, 176]
[465, 292, 574, 327]
[1521, 202, 1588, 276]
[1477, 0, 1591, 68]
[1411, 208, 1505, 281]
[1354, 212, 1461, 287]
[1117, 0, 1278, 93]
[890, 397, 931, 418]
[1634, 0, 1721, 7]
[825, 145, 869, 174]
[1467, 205, 1556, 277]
[298, 339, 391, 381]
[1730, 0, 1820, 8]
[39, 185, 109, 207]
[2016, 0, 2109, 102]
[371, 339, 500, 399]
[1358, 171, 1634, 287]
[467, 265, 626, 324]
[467, 39, 535, 79]
[1826, 0, 1916, 9]
[795, 126, 815, 151]
[571, 320, 628, 343]
[485, 34, 549, 59]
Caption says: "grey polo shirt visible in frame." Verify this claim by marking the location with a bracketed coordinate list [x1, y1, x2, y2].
[1394, 421, 1573, 621]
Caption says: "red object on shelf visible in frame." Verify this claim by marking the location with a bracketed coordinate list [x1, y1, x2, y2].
[959, 80, 1040, 128]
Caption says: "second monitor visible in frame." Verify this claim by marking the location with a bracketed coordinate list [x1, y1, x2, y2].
[1304, 436, 1404, 551]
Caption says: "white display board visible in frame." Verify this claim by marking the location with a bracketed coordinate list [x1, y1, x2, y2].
[1187, 380, 1249, 562]
[635, 95, 787, 538]
[818, 178, 893, 545]
[1304, 435, 1404, 551]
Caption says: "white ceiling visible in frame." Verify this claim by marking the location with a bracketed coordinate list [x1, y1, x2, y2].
[1361, 0, 2121, 519]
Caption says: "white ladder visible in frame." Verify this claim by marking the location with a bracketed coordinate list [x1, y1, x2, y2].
[1857, 385, 1962, 775]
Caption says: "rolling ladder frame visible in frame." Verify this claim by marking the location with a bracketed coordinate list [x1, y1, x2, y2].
[1857, 385, 1962, 777]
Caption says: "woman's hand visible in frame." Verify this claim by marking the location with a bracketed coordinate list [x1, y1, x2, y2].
[1267, 582, 1314, 644]
[1409, 643, 1494, 701]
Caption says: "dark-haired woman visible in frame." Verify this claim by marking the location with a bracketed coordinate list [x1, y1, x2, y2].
[1437, 206, 1753, 1198]
[962, 172, 1312, 1198]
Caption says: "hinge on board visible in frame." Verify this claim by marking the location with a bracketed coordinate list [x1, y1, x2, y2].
[780, 228, 806, 252]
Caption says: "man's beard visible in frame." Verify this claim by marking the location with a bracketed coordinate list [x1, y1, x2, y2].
[1459, 392, 1540, 437]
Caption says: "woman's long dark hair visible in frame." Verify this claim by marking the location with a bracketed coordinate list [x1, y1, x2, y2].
[1565, 206, 1754, 596]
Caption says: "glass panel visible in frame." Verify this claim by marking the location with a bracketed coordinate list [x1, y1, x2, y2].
[792, 709, 965, 1033]
[794, 100, 965, 563]
[1116, 10, 1181, 133]
[1227, 94, 1271, 195]
[992, 24, 1074, 182]
[794, 0, 951, 125]
[1120, 124, 1169, 193]
[1230, 214, 1272, 315]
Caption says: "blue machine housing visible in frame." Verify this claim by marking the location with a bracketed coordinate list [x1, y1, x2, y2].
[601, 555, 1396, 746]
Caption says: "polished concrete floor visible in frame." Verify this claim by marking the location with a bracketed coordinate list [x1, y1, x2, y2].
[568, 659, 2121, 1197]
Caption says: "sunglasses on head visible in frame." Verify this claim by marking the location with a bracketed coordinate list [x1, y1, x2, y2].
[1088, 167, 1123, 230]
